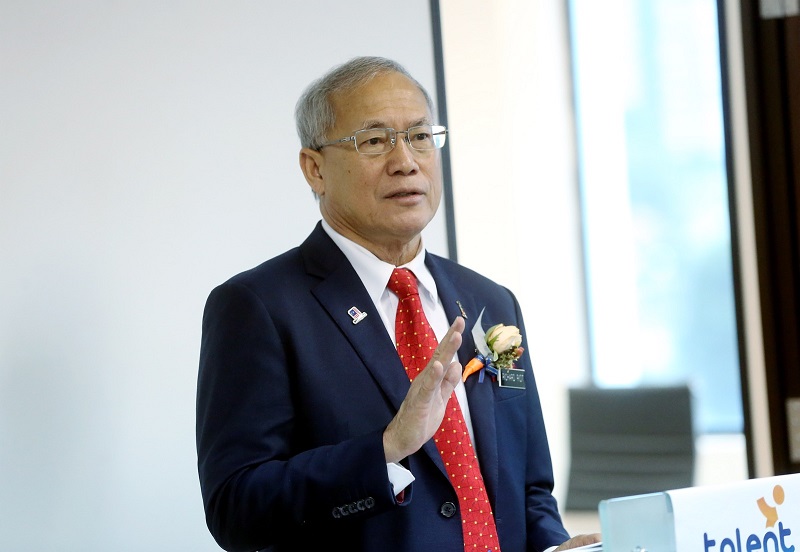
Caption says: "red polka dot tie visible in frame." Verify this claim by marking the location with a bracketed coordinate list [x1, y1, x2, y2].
[387, 268, 501, 552]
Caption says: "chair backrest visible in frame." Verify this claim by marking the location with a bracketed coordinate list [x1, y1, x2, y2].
[564, 385, 695, 511]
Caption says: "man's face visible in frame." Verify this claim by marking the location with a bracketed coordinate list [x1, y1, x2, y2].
[310, 72, 442, 253]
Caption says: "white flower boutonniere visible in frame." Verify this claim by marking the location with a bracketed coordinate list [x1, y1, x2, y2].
[463, 308, 526, 388]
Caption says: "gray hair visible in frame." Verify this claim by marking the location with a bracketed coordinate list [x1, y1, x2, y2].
[295, 56, 435, 150]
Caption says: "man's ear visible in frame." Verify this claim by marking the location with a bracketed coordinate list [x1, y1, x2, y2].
[299, 148, 326, 196]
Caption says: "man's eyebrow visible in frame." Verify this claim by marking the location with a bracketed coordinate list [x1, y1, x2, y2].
[357, 117, 433, 131]
[359, 120, 388, 130]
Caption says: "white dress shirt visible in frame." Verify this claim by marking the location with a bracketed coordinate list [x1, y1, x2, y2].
[321, 220, 477, 494]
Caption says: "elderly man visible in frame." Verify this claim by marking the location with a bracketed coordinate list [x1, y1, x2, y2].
[196, 56, 600, 552]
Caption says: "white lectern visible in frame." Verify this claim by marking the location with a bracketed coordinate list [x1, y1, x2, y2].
[599, 473, 800, 552]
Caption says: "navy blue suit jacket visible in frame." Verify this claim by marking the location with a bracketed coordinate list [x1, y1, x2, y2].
[196, 223, 569, 552]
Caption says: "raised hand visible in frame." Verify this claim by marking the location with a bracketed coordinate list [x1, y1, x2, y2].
[383, 316, 465, 463]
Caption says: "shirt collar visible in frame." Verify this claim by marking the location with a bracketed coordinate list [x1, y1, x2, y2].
[320, 219, 438, 305]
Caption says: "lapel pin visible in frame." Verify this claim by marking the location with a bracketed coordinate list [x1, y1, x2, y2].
[455, 300, 468, 319]
[348, 306, 368, 325]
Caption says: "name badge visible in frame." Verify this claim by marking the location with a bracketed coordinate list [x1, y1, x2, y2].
[498, 367, 526, 389]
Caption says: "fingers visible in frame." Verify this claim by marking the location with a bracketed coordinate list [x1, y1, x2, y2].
[435, 316, 465, 362]
[554, 534, 602, 551]
[419, 316, 464, 392]
[436, 317, 464, 393]
[382, 317, 466, 463]
[442, 358, 462, 390]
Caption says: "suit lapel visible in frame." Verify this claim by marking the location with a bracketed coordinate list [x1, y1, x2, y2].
[301, 224, 410, 412]
[426, 254, 501, 506]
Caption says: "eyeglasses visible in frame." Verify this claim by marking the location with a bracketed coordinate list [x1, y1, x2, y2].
[318, 125, 448, 155]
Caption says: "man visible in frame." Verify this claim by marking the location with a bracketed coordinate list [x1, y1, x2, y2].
[196, 56, 600, 552]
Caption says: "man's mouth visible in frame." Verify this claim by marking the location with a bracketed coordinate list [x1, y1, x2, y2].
[388, 190, 423, 198]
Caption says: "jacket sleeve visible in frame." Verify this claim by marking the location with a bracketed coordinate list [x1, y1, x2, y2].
[196, 281, 399, 552]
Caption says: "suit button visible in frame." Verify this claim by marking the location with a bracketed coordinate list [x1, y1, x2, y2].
[440, 501, 457, 518]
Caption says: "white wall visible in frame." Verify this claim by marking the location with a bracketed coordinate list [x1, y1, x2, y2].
[0, 2, 444, 550]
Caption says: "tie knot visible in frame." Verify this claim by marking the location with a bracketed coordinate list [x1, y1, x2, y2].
[388, 268, 419, 300]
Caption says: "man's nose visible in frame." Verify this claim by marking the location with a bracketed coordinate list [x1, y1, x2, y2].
[387, 132, 419, 173]
[396, 130, 413, 146]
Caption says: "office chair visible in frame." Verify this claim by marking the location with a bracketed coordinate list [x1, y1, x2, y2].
[564, 385, 695, 511]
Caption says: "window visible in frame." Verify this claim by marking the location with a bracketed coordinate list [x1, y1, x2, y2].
[568, 0, 742, 433]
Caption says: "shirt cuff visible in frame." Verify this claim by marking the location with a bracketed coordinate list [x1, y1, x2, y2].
[386, 462, 415, 496]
